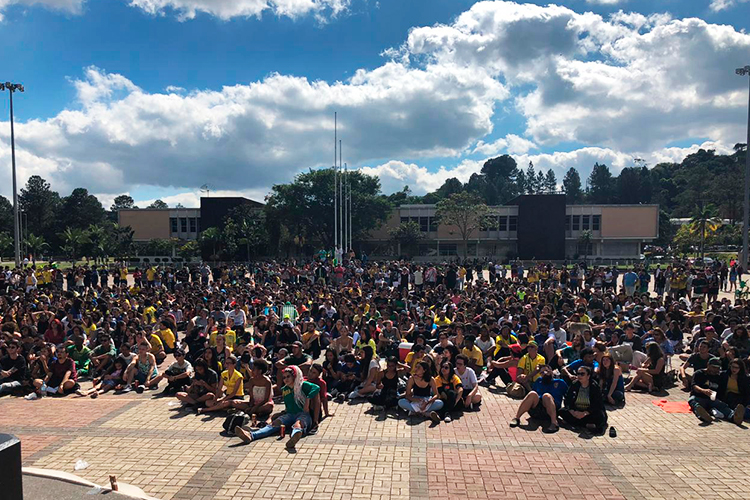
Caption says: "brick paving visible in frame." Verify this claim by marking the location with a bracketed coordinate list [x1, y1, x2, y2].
[2, 378, 749, 500]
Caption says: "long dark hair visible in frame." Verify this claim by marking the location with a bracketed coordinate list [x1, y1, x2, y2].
[360, 345, 374, 379]
[646, 342, 663, 364]
[416, 360, 432, 383]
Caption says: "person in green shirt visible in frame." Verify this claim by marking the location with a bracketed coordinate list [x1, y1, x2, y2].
[67, 335, 92, 378]
[235, 365, 319, 450]
[90, 334, 117, 378]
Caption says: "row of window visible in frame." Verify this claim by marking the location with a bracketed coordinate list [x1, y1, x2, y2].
[170, 217, 200, 234]
[481, 216, 518, 232]
[566, 214, 601, 231]
[400, 216, 438, 232]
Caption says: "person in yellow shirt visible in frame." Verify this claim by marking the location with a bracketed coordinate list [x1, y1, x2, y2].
[434, 361, 464, 422]
[145, 266, 156, 286]
[198, 355, 244, 414]
[461, 335, 484, 370]
[434, 310, 452, 328]
[404, 344, 427, 375]
[142, 300, 157, 324]
[146, 330, 167, 364]
[157, 320, 176, 353]
[516, 341, 545, 391]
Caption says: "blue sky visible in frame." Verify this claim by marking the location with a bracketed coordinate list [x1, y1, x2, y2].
[0, 0, 749, 208]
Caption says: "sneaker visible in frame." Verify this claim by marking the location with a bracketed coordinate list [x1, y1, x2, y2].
[733, 404, 746, 426]
[286, 431, 302, 450]
[444, 416, 452, 423]
[24, 393, 38, 401]
[711, 408, 724, 420]
[695, 406, 712, 423]
[429, 411, 440, 424]
[121, 385, 133, 393]
[335, 394, 345, 403]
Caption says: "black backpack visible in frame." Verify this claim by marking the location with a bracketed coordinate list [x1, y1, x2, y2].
[222, 412, 250, 434]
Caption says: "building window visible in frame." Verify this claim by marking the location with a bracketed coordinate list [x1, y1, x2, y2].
[429, 217, 438, 232]
[419, 216, 429, 232]
[170, 218, 178, 234]
[508, 216, 518, 231]
[592, 215, 601, 231]
[189, 218, 197, 233]
[582, 215, 590, 231]
[499, 216, 507, 231]
[565, 215, 571, 230]
[439, 244, 457, 256]
[180, 218, 188, 232]
[572, 215, 580, 231]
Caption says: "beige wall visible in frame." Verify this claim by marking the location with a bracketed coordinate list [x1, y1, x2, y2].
[119, 210, 171, 241]
[601, 206, 658, 238]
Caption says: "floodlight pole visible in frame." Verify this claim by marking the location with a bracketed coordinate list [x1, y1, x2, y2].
[1, 82, 24, 267]
[737, 66, 750, 273]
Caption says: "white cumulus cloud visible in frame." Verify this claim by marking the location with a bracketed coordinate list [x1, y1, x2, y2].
[0, 0, 83, 20]
[127, 0, 351, 21]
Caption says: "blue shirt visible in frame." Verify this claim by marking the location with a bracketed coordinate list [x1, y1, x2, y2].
[566, 359, 599, 374]
[623, 272, 638, 287]
[532, 378, 568, 408]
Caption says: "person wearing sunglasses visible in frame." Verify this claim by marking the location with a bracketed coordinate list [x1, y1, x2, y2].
[0, 340, 27, 395]
[235, 364, 319, 451]
[558, 365, 608, 434]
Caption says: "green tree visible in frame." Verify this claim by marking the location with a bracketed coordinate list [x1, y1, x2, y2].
[111, 195, 136, 212]
[59, 227, 90, 260]
[543, 169, 557, 193]
[199, 227, 222, 259]
[85, 224, 109, 263]
[480, 155, 520, 204]
[0, 232, 13, 261]
[178, 241, 199, 260]
[58, 188, 107, 232]
[0, 196, 13, 234]
[562, 167, 583, 203]
[25, 233, 49, 262]
[265, 168, 390, 249]
[690, 203, 722, 259]
[19, 175, 61, 244]
[525, 162, 538, 194]
[578, 229, 593, 260]
[587, 163, 614, 204]
[389, 221, 423, 257]
[147, 199, 168, 209]
[435, 192, 489, 259]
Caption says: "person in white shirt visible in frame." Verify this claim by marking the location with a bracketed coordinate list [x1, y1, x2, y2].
[413, 268, 424, 290]
[549, 319, 568, 349]
[227, 304, 247, 327]
[455, 355, 482, 410]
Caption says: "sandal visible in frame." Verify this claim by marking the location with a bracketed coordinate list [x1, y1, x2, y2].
[509, 418, 521, 428]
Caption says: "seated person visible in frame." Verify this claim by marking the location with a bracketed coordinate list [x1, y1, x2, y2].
[369, 356, 401, 411]
[275, 341, 312, 389]
[149, 348, 194, 395]
[199, 355, 244, 414]
[461, 335, 484, 372]
[689, 357, 744, 425]
[679, 340, 713, 390]
[509, 364, 567, 433]
[558, 365, 608, 434]
[454, 354, 482, 410]
[122, 341, 159, 393]
[516, 341, 545, 391]
[305, 363, 333, 427]
[66, 335, 92, 378]
[0, 340, 27, 396]
[176, 358, 219, 408]
[335, 352, 361, 400]
[433, 361, 463, 423]
[561, 348, 598, 384]
[718, 358, 750, 423]
[598, 353, 625, 405]
[235, 365, 320, 451]
[397, 360, 444, 424]
[156, 320, 177, 354]
[89, 334, 116, 378]
[32, 344, 80, 397]
[77, 357, 128, 398]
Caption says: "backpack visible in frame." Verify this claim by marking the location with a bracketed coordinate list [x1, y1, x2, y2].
[222, 412, 250, 434]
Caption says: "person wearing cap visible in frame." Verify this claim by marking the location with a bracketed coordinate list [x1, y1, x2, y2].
[689, 357, 744, 425]
[516, 341, 545, 392]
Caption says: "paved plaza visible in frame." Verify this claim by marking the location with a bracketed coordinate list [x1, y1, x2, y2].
[3, 372, 750, 500]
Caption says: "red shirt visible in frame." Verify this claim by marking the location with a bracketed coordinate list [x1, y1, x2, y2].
[306, 377, 327, 399]
[50, 357, 77, 381]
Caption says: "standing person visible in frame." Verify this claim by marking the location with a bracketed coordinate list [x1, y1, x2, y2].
[235, 365, 320, 451]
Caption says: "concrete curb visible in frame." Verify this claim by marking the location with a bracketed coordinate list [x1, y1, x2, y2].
[22, 468, 161, 500]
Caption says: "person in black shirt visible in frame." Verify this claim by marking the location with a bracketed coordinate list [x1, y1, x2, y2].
[688, 357, 743, 425]
[0, 340, 27, 395]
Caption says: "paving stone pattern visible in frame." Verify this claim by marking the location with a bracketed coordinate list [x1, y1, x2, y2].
[2, 379, 749, 500]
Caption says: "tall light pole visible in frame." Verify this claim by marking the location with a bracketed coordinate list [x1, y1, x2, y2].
[0, 82, 24, 267]
[737, 66, 750, 272]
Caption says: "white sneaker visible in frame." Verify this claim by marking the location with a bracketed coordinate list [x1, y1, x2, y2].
[444, 416, 452, 423]
[711, 408, 725, 420]
[24, 393, 38, 400]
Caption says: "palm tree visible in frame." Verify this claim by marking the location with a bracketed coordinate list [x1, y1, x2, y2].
[200, 227, 222, 260]
[60, 227, 90, 261]
[86, 224, 108, 263]
[0, 232, 13, 262]
[25, 234, 49, 264]
[578, 229, 593, 260]
[690, 203, 722, 259]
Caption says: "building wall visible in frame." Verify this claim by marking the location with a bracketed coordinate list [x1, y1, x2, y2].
[600, 206, 658, 239]
[119, 210, 171, 241]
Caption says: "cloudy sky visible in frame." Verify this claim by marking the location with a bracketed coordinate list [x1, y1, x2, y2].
[0, 0, 749, 208]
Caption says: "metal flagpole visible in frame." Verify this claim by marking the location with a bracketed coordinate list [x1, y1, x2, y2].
[347, 163, 352, 255]
[334, 112, 338, 256]
[339, 140, 343, 255]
